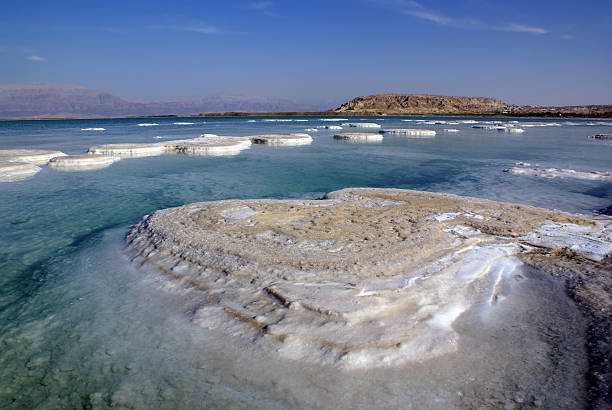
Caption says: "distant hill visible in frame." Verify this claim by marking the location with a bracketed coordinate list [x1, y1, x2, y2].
[336, 94, 612, 117]
[0, 83, 319, 119]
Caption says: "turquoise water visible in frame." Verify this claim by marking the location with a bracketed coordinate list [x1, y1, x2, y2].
[1, 116, 611, 407]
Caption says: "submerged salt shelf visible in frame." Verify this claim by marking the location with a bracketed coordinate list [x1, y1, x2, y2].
[249, 133, 313, 146]
[48, 154, 121, 171]
[506, 167, 612, 181]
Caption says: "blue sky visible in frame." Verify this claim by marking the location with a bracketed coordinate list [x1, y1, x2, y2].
[1, 0, 611, 107]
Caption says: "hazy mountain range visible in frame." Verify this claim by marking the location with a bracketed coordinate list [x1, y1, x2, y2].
[0, 83, 324, 119]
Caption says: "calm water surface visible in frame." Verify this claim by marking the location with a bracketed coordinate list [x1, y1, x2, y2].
[0, 116, 610, 408]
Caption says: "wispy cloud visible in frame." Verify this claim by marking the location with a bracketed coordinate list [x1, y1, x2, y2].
[381, 1, 548, 35]
[26, 55, 46, 62]
[249, 1, 273, 9]
[499, 24, 548, 35]
[151, 24, 219, 34]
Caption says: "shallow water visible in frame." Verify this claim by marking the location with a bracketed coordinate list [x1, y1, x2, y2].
[1, 116, 611, 407]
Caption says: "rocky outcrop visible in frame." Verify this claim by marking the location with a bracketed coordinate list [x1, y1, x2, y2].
[336, 94, 612, 117]
[337, 94, 507, 115]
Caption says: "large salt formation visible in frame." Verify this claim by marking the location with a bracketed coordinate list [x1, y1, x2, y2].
[127, 188, 611, 406]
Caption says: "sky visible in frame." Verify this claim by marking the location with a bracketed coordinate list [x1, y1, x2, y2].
[1, 0, 611, 107]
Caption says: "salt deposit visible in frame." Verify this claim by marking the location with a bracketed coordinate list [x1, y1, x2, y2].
[341, 123, 381, 128]
[88, 143, 167, 158]
[174, 136, 252, 156]
[320, 118, 348, 121]
[380, 128, 436, 137]
[333, 132, 384, 143]
[48, 154, 121, 171]
[0, 149, 67, 165]
[0, 159, 41, 182]
[173, 122, 195, 125]
[444, 129, 459, 133]
[81, 127, 106, 131]
[589, 134, 612, 140]
[127, 187, 608, 382]
[325, 125, 343, 130]
[249, 133, 313, 146]
[137, 123, 159, 126]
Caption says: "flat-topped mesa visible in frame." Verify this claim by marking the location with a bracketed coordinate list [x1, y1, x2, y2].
[126, 188, 611, 374]
[48, 154, 121, 171]
[88, 143, 167, 158]
[249, 133, 313, 146]
[341, 122, 381, 128]
[333, 132, 383, 143]
[0, 149, 66, 165]
[380, 128, 436, 137]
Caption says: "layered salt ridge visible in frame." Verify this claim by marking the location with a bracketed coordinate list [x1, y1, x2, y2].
[126, 188, 610, 369]
[506, 167, 612, 181]
[48, 154, 121, 171]
[380, 128, 436, 137]
[249, 134, 313, 146]
[333, 132, 383, 143]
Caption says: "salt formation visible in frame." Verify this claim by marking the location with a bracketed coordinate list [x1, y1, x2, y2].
[127, 188, 609, 376]
[0, 149, 66, 165]
[333, 132, 383, 143]
[379, 128, 436, 137]
[88, 143, 167, 158]
[505, 167, 612, 181]
[137, 123, 159, 126]
[81, 127, 106, 131]
[173, 122, 195, 125]
[324, 125, 343, 130]
[341, 123, 381, 128]
[174, 136, 252, 156]
[0, 149, 66, 181]
[249, 134, 312, 146]
[444, 129, 459, 133]
[48, 154, 121, 171]
[0, 159, 41, 182]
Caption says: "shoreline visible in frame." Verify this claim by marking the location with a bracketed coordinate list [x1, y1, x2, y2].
[2, 111, 612, 122]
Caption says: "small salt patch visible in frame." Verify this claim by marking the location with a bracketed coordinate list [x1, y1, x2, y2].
[221, 206, 261, 220]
